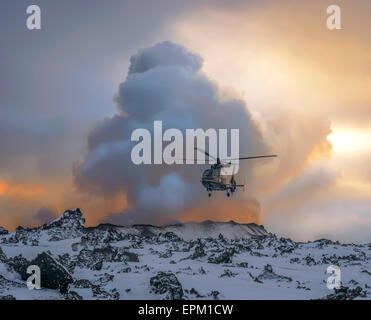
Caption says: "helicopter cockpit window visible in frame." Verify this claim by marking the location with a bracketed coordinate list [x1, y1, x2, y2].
[203, 169, 220, 179]
[202, 169, 212, 178]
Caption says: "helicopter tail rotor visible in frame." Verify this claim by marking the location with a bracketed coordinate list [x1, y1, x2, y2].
[233, 175, 246, 192]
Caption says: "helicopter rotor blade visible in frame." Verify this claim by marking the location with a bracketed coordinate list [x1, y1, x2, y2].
[194, 147, 218, 161]
[227, 155, 277, 161]
[164, 158, 197, 161]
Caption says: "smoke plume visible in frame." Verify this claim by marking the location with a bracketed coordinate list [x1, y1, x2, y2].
[73, 41, 270, 225]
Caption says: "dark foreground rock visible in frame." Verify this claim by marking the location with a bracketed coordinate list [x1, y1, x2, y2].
[150, 271, 183, 300]
[208, 248, 235, 264]
[321, 286, 367, 300]
[0, 295, 16, 300]
[9, 252, 73, 293]
[255, 264, 292, 283]
[0, 247, 7, 262]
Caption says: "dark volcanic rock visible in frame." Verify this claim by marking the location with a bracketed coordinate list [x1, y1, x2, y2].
[189, 241, 206, 260]
[76, 248, 98, 269]
[0, 227, 8, 235]
[276, 237, 297, 254]
[0, 274, 23, 289]
[57, 253, 76, 273]
[199, 266, 206, 274]
[255, 264, 292, 283]
[7, 255, 29, 277]
[92, 260, 103, 271]
[43, 208, 85, 231]
[63, 291, 83, 300]
[116, 249, 139, 262]
[290, 257, 300, 264]
[0, 246, 7, 262]
[77, 246, 139, 269]
[2, 209, 86, 245]
[91, 285, 120, 300]
[220, 269, 238, 278]
[208, 248, 235, 264]
[0, 295, 16, 300]
[189, 287, 204, 298]
[150, 271, 183, 300]
[74, 279, 93, 288]
[304, 255, 316, 266]
[208, 290, 220, 300]
[314, 239, 334, 248]
[44, 208, 86, 241]
[159, 249, 173, 259]
[361, 269, 371, 276]
[156, 232, 182, 243]
[237, 262, 249, 268]
[31, 252, 73, 293]
[322, 286, 367, 300]
[81, 226, 126, 246]
[76, 247, 113, 269]
[92, 247, 116, 261]
[10, 252, 73, 293]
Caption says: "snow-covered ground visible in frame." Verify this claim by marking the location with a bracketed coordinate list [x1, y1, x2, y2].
[0, 209, 369, 300]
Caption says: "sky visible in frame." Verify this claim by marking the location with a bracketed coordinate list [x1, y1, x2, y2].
[0, 0, 370, 243]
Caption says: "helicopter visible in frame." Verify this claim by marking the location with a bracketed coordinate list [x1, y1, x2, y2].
[195, 148, 277, 197]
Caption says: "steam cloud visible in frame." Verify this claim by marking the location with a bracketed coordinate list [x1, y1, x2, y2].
[73, 41, 270, 225]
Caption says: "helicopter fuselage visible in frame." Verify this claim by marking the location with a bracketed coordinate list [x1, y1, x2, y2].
[201, 164, 237, 195]
[196, 147, 276, 197]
